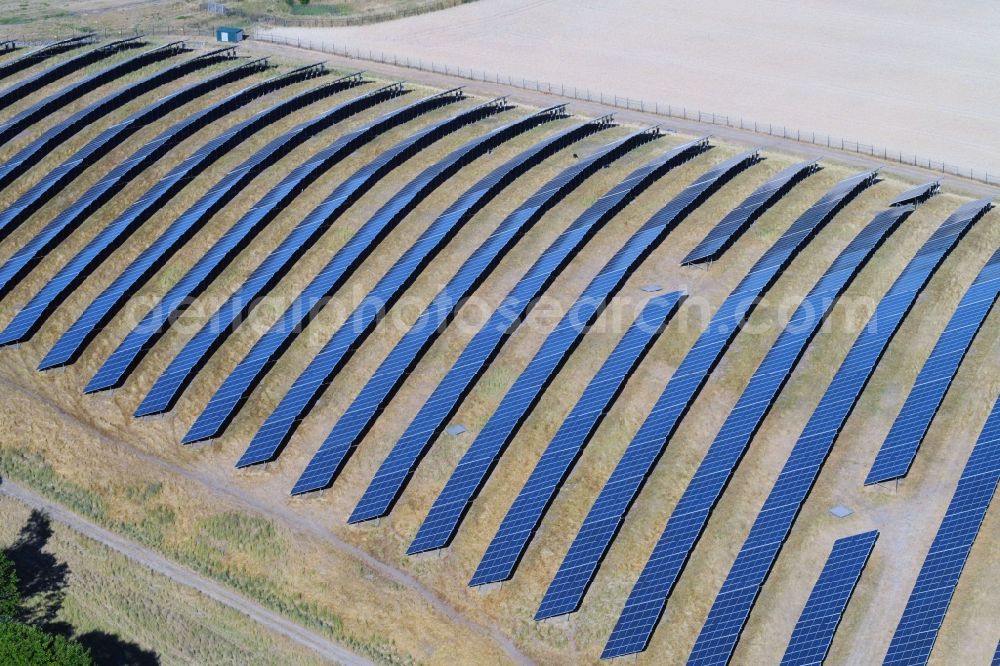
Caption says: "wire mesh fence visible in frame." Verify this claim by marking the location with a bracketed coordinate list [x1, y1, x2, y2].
[249, 31, 997, 186]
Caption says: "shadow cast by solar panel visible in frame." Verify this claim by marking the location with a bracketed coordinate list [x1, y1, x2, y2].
[0, 57, 287, 306]
[408, 151, 763, 555]
[180, 97, 511, 443]
[0, 45, 239, 236]
[0, 37, 147, 150]
[233, 106, 578, 471]
[273, 118, 583, 469]
[0, 35, 96, 83]
[471, 294, 682, 585]
[349, 139, 711, 524]
[0, 63, 346, 350]
[0, 35, 132, 114]
[37, 68, 373, 372]
[0, 41, 195, 194]
[136, 89, 490, 417]
[538, 169, 881, 623]
[284, 121, 661, 494]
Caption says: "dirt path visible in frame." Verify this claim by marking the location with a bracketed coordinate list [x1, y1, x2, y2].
[0, 478, 373, 666]
[261, 0, 1000, 176]
[0, 375, 534, 666]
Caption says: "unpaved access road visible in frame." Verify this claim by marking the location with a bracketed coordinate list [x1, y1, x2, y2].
[0, 478, 373, 666]
[264, 0, 1000, 175]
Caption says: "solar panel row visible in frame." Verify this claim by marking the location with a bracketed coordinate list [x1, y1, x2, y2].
[537, 169, 879, 622]
[607, 203, 914, 660]
[0, 65, 347, 347]
[883, 394, 1000, 665]
[681, 159, 819, 265]
[890, 180, 940, 207]
[84, 81, 423, 396]
[349, 137, 709, 525]
[682, 198, 992, 665]
[235, 105, 570, 468]
[865, 247, 1000, 485]
[779, 531, 879, 666]
[0, 41, 190, 192]
[0, 57, 282, 307]
[38, 67, 368, 371]
[470, 291, 683, 586]
[184, 95, 511, 445]
[0, 35, 96, 83]
[0, 37, 148, 146]
[0, 47, 239, 246]
[39, 75, 386, 370]
[0, 35, 134, 113]
[91, 94, 508, 404]
[408, 149, 761, 555]
[136, 88, 475, 417]
[289, 120, 648, 493]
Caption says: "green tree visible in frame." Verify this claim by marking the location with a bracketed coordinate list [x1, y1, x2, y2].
[0, 622, 93, 666]
[0, 552, 18, 620]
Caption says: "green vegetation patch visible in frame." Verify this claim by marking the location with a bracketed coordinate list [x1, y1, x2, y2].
[0, 622, 93, 666]
[0, 451, 106, 524]
[290, 2, 353, 16]
[195, 510, 288, 561]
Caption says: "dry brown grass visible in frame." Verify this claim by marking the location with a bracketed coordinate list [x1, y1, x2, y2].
[0, 39, 997, 666]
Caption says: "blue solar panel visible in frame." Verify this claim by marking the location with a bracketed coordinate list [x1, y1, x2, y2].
[0, 35, 132, 114]
[0, 47, 237, 245]
[287, 121, 649, 492]
[0, 64, 348, 347]
[780, 530, 879, 666]
[884, 395, 1000, 665]
[865, 248, 1000, 485]
[605, 203, 913, 659]
[0, 35, 96, 83]
[180, 97, 510, 444]
[42, 72, 390, 372]
[0, 41, 191, 194]
[890, 180, 940, 207]
[470, 292, 682, 585]
[240, 107, 582, 471]
[409, 150, 760, 555]
[993, 639, 1000, 666]
[537, 169, 879, 623]
[0, 58, 301, 308]
[678, 198, 991, 665]
[87, 97, 523, 400]
[681, 159, 819, 265]
[135, 89, 475, 417]
[349, 137, 709, 525]
[0, 37, 147, 147]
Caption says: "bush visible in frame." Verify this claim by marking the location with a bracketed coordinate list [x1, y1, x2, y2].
[0, 553, 17, 620]
[0, 622, 93, 666]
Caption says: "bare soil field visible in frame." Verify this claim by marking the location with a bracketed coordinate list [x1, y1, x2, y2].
[264, 0, 1000, 175]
